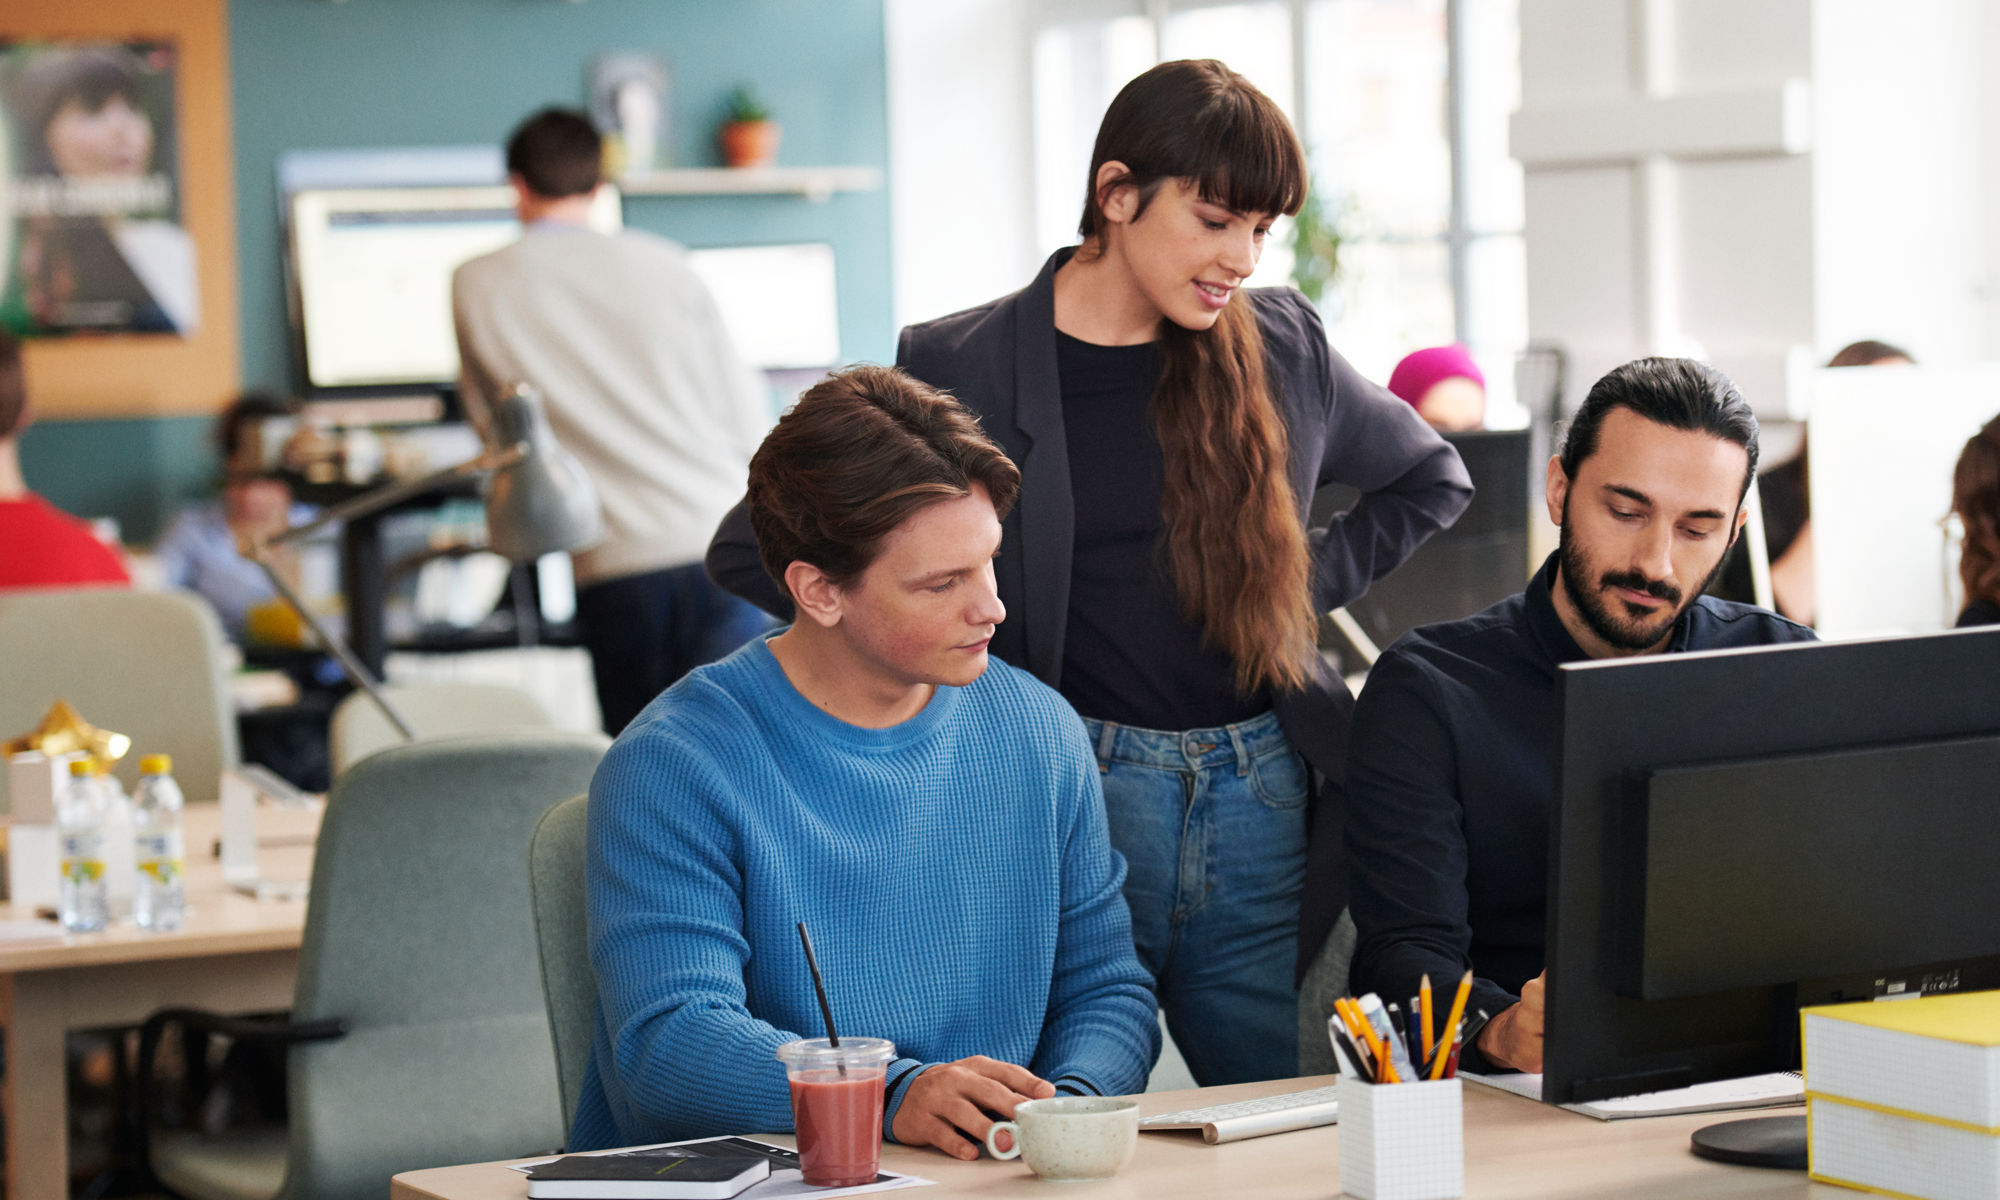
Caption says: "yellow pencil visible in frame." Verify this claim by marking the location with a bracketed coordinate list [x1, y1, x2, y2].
[1432, 970, 1473, 1081]
[1419, 974, 1435, 1065]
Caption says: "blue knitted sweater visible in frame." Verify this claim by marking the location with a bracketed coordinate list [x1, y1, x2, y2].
[568, 635, 1160, 1150]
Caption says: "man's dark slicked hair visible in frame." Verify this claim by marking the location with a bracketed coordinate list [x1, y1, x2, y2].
[505, 108, 602, 199]
[1559, 357, 1760, 501]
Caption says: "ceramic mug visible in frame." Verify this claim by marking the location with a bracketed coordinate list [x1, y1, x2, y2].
[984, 1096, 1140, 1181]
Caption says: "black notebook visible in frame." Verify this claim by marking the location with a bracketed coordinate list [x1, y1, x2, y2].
[524, 1146, 771, 1200]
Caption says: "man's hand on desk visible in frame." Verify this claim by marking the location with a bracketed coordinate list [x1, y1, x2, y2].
[1476, 971, 1546, 1072]
[892, 1055, 1054, 1161]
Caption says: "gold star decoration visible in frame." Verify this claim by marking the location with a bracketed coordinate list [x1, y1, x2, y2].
[2, 701, 131, 774]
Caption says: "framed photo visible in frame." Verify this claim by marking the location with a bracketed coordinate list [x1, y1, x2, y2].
[0, 39, 198, 337]
[589, 52, 671, 177]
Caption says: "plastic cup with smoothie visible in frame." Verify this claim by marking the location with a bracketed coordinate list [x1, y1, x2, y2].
[775, 1037, 895, 1187]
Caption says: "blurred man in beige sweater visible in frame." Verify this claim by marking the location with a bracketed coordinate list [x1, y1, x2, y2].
[454, 108, 771, 733]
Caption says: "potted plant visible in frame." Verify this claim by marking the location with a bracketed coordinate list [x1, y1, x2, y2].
[718, 85, 780, 169]
[1288, 183, 1346, 310]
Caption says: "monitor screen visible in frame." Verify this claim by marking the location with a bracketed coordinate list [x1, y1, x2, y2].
[287, 185, 621, 393]
[684, 243, 840, 372]
[1542, 628, 2000, 1106]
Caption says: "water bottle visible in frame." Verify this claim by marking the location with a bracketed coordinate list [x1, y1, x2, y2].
[57, 760, 110, 932]
[132, 754, 187, 931]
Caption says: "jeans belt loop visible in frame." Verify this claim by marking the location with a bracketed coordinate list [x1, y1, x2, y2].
[1094, 720, 1118, 773]
[1227, 721, 1253, 777]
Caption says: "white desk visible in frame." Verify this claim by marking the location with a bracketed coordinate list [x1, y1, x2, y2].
[0, 802, 318, 1200]
[391, 1075, 1845, 1199]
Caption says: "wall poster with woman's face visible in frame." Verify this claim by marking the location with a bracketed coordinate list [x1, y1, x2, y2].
[0, 40, 198, 338]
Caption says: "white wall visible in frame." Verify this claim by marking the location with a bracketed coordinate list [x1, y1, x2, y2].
[885, 0, 1041, 334]
[1514, 0, 1993, 418]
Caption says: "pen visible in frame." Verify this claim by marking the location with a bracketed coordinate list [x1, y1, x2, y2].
[1390, 1002, 1421, 1071]
[1432, 971, 1473, 1081]
[1359, 994, 1415, 1082]
[1327, 1018, 1368, 1082]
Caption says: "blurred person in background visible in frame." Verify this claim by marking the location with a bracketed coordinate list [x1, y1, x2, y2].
[454, 107, 772, 736]
[0, 327, 130, 588]
[1951, 415, 2000, 628]
[155, 392, 317, 642]
[1387, 344, 1487, 433]
[1712, 338, 1914, 623]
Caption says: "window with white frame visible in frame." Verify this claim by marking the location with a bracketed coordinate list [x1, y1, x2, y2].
[1031, 0, 1526, 421]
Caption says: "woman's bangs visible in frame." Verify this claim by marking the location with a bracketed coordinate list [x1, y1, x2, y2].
[1191, 98, 1305, 218]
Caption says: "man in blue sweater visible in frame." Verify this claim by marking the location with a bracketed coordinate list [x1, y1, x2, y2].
[572, 366, 1160, 1158]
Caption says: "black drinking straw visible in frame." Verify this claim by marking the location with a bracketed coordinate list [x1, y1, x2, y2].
[796, 921, 841, 1048]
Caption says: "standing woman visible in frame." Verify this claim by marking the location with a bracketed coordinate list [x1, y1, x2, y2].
[709, 60, 1470, 1084]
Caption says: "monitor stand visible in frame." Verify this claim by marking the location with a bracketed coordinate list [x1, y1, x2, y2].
[1689, 1114, 1808, 1170]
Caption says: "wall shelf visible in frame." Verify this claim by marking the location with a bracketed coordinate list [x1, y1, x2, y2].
[618, 165, 883, 202]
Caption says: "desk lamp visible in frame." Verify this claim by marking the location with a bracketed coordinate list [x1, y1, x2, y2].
[243, 383, 602, 740]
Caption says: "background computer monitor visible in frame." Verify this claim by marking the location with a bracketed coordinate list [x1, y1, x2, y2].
[285, 184, 622, 396]
[684, 242, 841, 373]
[1315, 427, 1534, 661]
[1808, 363, 2000, 638]
[1543, 628, 2000, 1112]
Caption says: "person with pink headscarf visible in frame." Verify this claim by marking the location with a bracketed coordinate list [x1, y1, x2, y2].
[1388, 344, 1487, 432]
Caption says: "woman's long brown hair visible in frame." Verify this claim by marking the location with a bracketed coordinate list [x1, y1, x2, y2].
[1954, 416, 2000, 609]
[1076, 59, 1313, 694]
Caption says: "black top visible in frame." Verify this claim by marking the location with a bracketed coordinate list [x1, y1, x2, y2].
[707, 248, 1475, 970]
[1711, 456, 1808, 607]
[1345, 552, 1817, 1064]
[1959, 598, 2000, 627]
[1055, 330, 1261, 729]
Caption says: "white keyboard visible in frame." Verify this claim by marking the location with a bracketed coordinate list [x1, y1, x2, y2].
[1139, 1085, 1340, 1144]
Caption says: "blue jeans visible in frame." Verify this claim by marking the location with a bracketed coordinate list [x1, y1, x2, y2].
[577, 562, 773, 735]
[1081, 710, 1308, 1085]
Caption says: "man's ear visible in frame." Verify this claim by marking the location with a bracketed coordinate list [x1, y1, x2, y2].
[1095, 160, 1138, 225]
[784, 561, 843, 629]
[1544, 456, 1569, 527]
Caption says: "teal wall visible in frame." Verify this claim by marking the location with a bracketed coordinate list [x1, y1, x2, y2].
[29, 0, 893, 543]
[21, 416, 216, 544]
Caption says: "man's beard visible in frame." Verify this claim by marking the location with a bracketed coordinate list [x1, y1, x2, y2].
[1556, 504, 1734, 652]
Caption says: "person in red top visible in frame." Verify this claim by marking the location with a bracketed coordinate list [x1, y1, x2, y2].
[0, 327, 130, 588]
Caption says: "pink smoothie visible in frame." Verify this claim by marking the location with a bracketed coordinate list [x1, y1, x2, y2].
[789, 1071, 884, 1187]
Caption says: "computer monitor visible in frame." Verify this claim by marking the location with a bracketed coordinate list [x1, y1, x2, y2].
[1544, 627, 2000, 1163]
[285, 184, 622, 396]
[683, 242, 841, 372]
[1316, 428, 1534, 657]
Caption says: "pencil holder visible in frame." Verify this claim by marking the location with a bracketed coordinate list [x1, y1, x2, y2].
[1338, 1077, 1463, 1200]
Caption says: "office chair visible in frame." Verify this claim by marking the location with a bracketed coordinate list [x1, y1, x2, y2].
[0, 588, 238, 808]
[328, 681, 556, 776]
[527, 792, 595, 1144]
[134, 731, 609, 1200]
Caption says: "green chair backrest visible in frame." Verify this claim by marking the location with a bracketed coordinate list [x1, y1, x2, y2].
[279, 731, 607, 1200]
[528, 792, 595, 1144]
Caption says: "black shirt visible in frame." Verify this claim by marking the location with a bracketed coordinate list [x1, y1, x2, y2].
[1345, 553, 1817, 1061]
[1959, 598, 2000, 627]
[1055, 330, 1265, 730]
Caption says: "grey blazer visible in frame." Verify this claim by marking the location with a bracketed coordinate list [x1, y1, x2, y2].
[707, 247, 1473, 969]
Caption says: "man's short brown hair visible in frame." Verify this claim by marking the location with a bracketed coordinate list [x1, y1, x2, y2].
[505, 107, 602, 199]
[748, 365, 1021, 597]
[0, 328, 26, 440]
